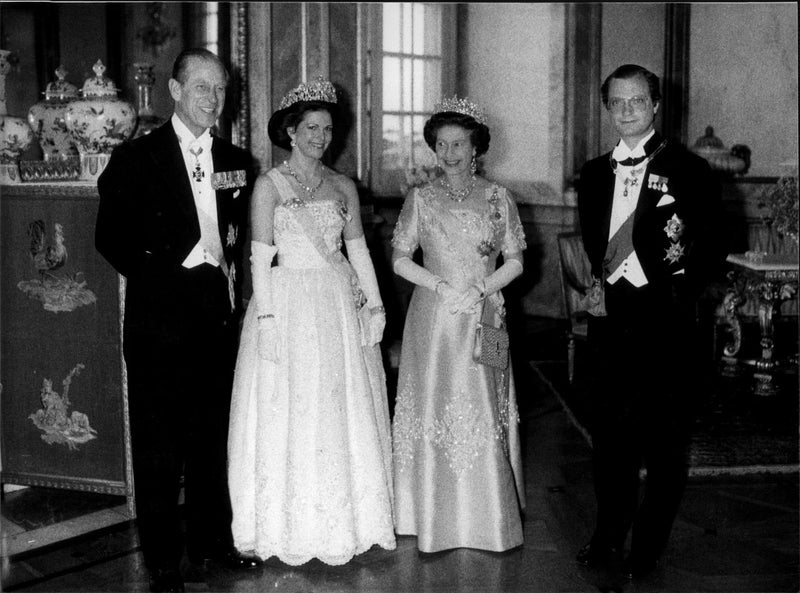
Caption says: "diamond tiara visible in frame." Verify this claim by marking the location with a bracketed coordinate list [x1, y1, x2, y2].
[432, 95, 487, 125]
[278, 76, 338, 110]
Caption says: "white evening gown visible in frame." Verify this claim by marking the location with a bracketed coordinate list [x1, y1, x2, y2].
[391, 183, 527, 552]
[227, 169, 395, 566]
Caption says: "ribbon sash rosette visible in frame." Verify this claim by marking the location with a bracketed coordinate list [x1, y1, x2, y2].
[211, 169, 247, 191]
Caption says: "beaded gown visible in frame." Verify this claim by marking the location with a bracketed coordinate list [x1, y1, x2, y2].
[391, 182, 527, 552]
[227, 169, 396, 566]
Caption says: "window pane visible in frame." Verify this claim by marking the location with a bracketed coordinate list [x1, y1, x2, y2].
[423, 59, 441, 111]
[412, 115, 431, 167]
[402, 58, 413, 111]
[402, 3, 413, 54]
[423, 4, 442, 54]
[382, 3, 401, 52]
[412, 59, 424, 110]
[412, 3, 424, 55]
[382, 114, 405, 170]
[383, 57, 401, 112]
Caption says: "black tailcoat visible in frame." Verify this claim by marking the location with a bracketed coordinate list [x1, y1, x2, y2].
[96, 121, 254, 572]
[576, 132, 726, 563]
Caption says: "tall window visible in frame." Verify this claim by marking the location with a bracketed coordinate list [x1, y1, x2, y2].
[368, 3, 456, 197]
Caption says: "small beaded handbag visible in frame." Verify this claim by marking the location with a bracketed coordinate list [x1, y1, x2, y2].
[472, 298, 509, 370]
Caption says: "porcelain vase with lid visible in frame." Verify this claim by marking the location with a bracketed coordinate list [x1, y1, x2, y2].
[27, 65, 79, 161]
[0, 48, 36, 184]
[65, 60, 136, 180]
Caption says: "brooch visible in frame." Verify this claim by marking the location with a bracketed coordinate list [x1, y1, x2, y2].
[663, 213, 685, 241]
[664, 242, 685, 264]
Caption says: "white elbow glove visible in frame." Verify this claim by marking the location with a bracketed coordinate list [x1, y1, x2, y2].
[482, 258, 523, 296]
[251, 241, 279, 361]
[346, 237, 385, 346]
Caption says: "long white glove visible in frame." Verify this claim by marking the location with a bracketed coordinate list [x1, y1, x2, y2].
[251, 241, 279, 361]
[393, 255, 461, 311]
[451, 259, 523, 314]
[346, 236, 385, 346]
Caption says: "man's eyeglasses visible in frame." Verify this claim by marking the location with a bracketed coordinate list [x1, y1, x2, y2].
[607, 95, 650, 113]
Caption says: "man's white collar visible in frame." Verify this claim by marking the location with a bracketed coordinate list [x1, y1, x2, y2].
[612, 129, 655, 161]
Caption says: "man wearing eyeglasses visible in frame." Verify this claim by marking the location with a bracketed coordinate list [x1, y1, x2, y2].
[575, 64, 726, 581]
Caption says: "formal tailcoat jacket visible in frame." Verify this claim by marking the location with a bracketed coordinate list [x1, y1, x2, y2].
[577, 132, 725, 307]
[96, 121, 254, 341]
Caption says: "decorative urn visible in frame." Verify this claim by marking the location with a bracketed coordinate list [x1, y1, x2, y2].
[65, 60, 136, 181]
[132, 62, 164, 138]
[0, 49, 36, 184]
[690, 126, 747, 175]
[27, 65, 79, 161]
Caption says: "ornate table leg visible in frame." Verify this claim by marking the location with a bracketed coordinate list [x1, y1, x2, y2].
[719, 287, 744, 377]
[740, 270, 798, 396]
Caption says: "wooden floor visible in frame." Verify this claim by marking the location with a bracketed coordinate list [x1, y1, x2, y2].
[2, 319, 798, 592]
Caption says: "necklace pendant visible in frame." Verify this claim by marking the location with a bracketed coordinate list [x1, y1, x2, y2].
[192, 165, 204, 183]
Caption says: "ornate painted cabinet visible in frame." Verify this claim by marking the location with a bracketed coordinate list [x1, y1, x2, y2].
[0, 182, 133, 512]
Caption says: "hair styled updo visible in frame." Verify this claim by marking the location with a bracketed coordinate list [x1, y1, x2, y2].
[423, 112, 491, 157]
[267, 100, 338, 151]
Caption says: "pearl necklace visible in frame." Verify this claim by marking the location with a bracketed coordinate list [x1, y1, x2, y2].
[440, 174, 476, 202]
[283, 160, 323, 199]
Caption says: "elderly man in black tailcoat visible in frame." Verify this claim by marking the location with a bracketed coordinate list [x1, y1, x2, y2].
[96, 48, 258, 592]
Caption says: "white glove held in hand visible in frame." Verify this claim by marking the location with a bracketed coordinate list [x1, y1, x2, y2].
[368, 309, 386, 347]
[346, 236, 385, 345]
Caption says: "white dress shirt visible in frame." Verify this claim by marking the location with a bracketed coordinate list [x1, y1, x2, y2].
[172, 114, 222, 269]
[606, 129, 655, 287]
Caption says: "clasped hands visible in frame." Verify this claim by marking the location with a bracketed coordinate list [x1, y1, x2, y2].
[436, 280, 484, 314]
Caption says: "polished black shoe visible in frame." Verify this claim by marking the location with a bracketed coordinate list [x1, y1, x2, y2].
[220, 549, 262, 569]
[575, 541, 623, 567]
[623, 556, 659, 580]
[149, 568, 185, 593]
[190, 546, 262, 569]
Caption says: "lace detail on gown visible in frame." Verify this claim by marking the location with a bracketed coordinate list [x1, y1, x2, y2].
[228, 169, 395, 566]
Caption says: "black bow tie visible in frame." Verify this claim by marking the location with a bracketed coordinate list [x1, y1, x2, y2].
[612, 155, 648, 167]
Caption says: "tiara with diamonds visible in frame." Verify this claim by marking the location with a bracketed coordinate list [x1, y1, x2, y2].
[432, 95, 486, 125]
[278, 76, 338, 110]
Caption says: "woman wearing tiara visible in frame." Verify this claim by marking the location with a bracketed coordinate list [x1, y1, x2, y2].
[391, 97, 527, 552]
[227, 78, 395, 566]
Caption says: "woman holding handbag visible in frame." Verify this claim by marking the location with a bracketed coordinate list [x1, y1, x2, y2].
[390, 96, 527, 552]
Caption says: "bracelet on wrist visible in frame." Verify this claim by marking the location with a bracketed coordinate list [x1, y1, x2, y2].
[370, 305, 386, 314]
[257, 314, 274, 321]
[434, 278, 446, 293]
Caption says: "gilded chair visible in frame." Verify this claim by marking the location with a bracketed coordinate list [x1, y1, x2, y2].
[556, 232, 595, 384]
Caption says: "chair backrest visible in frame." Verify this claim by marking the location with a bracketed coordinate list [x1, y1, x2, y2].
[556, 231, 594, 331]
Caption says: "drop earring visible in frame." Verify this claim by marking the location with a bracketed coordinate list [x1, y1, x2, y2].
[291, 139, 296, 147]
[470, 155, 477, 175]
